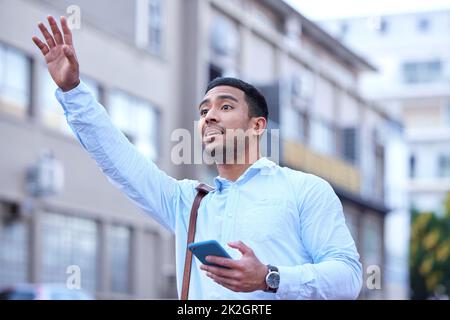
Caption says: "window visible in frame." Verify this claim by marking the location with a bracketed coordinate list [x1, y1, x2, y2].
[362, 215, 382, 265]
[210, 14, 239, 57]
[445, 101, 450, 125]
[340, 22, 349, 38]
[309, 119, 335, 156]
[209, 63, 222, 83]
[374, 143, 385, 200]
[135, 0, 163, 55]
[40, 68, 101, 135]
[409, 154, 416, 178]
[209, 12, 240, 78]
[41, 212, 98, 293]
[438, 154, 450, 178]
[367, 16, 388, 34]
[0, 43, 30, 118]
[280, 99, 308, 143]
[109, 225, 131, 293]
[298, 111, 310, 143]
[148, 0, 163, 55]
[0, 203, 28, 286]
[379, 19, 388, 34]
[417, 18, 430, 32]
[342, 127, 358, 164]
[403, 60, 442, 84]
[109, 90, 158, 160]
[251, 3, 279, 31]
[361, 214, 383, 299]
[291, 73, 314, 102]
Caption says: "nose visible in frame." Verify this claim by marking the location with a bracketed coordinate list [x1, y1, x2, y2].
[204, 107, 219, 124]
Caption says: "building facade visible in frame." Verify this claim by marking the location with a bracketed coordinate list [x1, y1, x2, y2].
[320, 10, 450, 215]
[0, 0, 183, 299]
[1, 0, 394, 299]
[320, 10, 450, 298]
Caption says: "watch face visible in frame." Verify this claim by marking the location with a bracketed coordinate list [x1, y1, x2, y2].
[267, 271, 280, 289]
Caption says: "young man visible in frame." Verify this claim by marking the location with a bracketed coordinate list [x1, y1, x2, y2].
[32, 16, 362, 299]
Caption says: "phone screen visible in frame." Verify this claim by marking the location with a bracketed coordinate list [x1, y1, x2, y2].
[188, 240, 232, 268]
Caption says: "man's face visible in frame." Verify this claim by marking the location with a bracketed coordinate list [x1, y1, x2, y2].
[197, 85, 256, 161]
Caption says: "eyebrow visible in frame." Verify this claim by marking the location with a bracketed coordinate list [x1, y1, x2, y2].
[198, 94, 239, 109]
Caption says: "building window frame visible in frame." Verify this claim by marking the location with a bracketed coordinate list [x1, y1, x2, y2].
[135, 0, 164, 56]
[0, 202, 29, 286]
[108, 224, 132, 294]
[40, 211, 99, 293]
[438, 154, 450, 178]
[402, 60, 442, 84]
[0, 42, 31, 119]
[309, 117, 336, 156]
[417, 17, 430, 32]
[108, 88, 159, 161]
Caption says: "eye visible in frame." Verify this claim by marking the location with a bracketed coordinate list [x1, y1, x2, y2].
[221, 104, 233, 110]
[200, 108, 209, 117]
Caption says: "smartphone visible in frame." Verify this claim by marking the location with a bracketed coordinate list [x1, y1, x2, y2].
[188, 240, 232, 269]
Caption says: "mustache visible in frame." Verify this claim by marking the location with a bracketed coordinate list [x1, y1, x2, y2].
[202, 125, 225, 136]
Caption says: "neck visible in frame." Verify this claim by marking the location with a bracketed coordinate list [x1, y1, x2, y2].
[216, 146, 261, 181]
[215, 162, 255, 182]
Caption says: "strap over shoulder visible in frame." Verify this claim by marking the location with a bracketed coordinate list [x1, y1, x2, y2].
[181, 182, 214, 300]
[195, 183, 214, 193]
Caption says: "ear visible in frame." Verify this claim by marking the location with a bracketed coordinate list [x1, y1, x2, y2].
[252, 117, 267, 137]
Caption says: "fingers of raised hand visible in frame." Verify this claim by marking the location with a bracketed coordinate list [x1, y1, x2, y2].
[37, 21, 56, 48]
[47, 15, 64, 45]
[31, 36, 49, 56]
[60, 16, 73, 45]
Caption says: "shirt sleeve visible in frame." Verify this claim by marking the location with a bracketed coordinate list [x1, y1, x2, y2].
[275, 176, 363, 300]
[55, 81, 196, 232]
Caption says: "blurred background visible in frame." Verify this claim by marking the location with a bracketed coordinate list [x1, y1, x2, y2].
[0, 0, 449, 300]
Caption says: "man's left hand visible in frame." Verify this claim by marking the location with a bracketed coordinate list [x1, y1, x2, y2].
[199, 241, 268, 292]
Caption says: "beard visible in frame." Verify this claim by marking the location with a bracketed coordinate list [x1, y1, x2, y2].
[202, 134, 251, 165]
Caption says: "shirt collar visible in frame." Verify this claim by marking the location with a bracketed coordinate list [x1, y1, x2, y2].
[213, 157, 276, 191]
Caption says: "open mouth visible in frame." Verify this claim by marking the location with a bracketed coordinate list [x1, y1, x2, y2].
[203, 127, 224, 140]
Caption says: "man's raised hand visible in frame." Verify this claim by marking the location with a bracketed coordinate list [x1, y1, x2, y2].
[32, 16, 80, 92]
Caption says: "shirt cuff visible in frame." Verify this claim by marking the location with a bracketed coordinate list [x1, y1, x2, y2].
[54, 80, 95, 114]
[275, 265, 315, 299]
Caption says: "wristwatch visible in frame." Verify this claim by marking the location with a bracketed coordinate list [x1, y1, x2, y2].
[264, 264, 280, 293]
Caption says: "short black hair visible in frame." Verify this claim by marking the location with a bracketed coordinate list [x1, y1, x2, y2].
[205, 77, 268, 120]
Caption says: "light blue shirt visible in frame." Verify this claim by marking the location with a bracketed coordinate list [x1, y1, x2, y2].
[56, 81, 363, 300]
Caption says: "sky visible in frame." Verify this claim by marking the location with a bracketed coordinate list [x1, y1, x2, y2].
[285, 0, 450, 20]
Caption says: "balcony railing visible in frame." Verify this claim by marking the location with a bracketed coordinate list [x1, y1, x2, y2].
[283, 139, 361, 193]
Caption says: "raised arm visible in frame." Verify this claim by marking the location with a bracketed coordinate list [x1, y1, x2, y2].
[32, 16, 198, 232]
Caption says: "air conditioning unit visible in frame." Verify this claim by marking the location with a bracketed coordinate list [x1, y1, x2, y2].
[26, 150, 64, 197]
[291, 74, 313, 110]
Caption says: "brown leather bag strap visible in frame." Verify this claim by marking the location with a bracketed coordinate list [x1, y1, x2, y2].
[181, 183, 214, 300]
